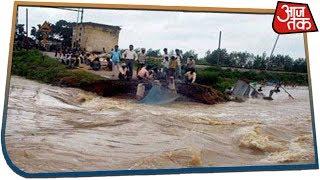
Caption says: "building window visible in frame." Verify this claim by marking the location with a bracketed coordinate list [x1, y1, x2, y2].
[79, 33, 81, 36]
[78, 38, 81, 42]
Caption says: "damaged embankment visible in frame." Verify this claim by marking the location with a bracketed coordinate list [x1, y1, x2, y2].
[11, 50, 226, 104]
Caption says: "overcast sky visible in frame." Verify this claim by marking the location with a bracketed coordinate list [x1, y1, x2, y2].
[17, 6, 305, 58]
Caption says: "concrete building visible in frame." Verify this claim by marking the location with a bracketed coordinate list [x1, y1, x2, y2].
[72, 22, 121, 52]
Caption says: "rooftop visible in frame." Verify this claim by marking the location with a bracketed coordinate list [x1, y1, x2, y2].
[74, 22, 121, 31]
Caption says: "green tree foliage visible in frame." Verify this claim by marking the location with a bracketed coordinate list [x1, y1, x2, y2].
[252, 52, 267, 69]
[267, 55, 297, 72]
[146, 48, 161, 57]
[14, 24, 26, 49]
[30, 25, 43, 41]
[293, 58, 307, 73]
[29, 20, 75, 47]
[204, 48, 307, 73]
[15, 24, 36, 49]
[16, 24, 25, 36]
[52, 20, 75, 47]
[182, 50, 198, 64]
[205, 49, 229, 66]
[15, 24, 24, 41]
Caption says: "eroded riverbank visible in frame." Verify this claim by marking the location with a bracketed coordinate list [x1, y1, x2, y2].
[4, 76, 315, 173]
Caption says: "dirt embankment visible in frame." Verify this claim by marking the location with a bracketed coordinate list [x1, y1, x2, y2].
[59, 77, 226, 104]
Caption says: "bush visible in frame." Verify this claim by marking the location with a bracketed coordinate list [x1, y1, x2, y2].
[196, 71, 220, 86]
[146, 57, 162, 70]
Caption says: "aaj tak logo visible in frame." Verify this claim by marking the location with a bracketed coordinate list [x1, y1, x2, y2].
[272, 1, 318, 34]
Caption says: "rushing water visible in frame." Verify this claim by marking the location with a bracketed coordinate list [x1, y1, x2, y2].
[4, 76, 316, 173]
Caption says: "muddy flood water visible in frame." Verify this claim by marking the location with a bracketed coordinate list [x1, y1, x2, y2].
[4, 76, 316, 173]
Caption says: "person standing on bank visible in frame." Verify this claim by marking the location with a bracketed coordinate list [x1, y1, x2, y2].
[123, 44, 138, 79]
[175, 49, 182, 78]
[163, 48, 169, 61]
[137, 48, 147, 75]
[110, 45, 122, 78]
[186, 56, 196, 71]
[162, 48, 170, 75]
[168, 56, 178, 78]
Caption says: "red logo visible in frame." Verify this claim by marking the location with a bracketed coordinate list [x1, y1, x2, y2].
[272, 1, 318, 34]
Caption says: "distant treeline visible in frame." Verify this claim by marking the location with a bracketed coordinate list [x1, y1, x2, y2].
[144, 48, 307, 73]
[203, 49, 307, 73]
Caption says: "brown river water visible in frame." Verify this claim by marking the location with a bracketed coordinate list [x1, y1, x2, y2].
[4, 76, 316, 173]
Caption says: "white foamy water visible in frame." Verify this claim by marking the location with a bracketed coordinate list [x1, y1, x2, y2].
[4, 76, 316, 173]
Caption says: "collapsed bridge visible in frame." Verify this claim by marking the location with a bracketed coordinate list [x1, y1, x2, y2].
[59, 77, 226, 104]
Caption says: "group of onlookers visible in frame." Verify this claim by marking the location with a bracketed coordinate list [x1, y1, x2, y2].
[55, 44, 197, 84]
[55, 49, 83, 69]
[161, 48, 196, 83]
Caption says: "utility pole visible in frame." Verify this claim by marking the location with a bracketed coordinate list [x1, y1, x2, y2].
[217, 30, 222, 66]
[265, 34, 280, 70]
[76, 8, 80, 23]
[46, 7, 84, 49]
[79, 8, 84, 48]
[15, 8, 19, 39]
[25, 8, 29, 50]
[80, 8, 84, 24]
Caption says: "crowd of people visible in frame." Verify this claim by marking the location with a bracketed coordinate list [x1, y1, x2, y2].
[53, 45, 291, 101]
[54, 44, 197, 84]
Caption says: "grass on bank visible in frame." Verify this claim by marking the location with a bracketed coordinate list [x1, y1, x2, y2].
[12, 50, 104, 85]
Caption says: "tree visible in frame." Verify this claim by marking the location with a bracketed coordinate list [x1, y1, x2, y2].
[203, 47, 306, 73]
[238, 52, 252, 68]
[283, 55, 294, 72]
[182, 50, 198, 64]
[52, 20, 75, 47]
[146, 48, 161, 57]
[14, 24, 26, 49]
[30, 26, 37, 37]
[253, 55, 266, 70]
[16, 24, 25, 36]
[292, 58, 307, 73]
[29, 20, 75, 47]
[205, 48, 229, 66]
[30, 25, 43, 41]
[268, 55, 294, 71]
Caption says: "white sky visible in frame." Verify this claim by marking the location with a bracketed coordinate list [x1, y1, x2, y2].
[17, 6, 305, 58]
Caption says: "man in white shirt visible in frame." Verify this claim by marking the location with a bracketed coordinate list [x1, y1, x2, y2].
[161, 48, 169, 77]
[123, 44, 138, 79]
[137, 48, 147, 75]
[162, 48, 169, 67]
[162, 48, 169, 62]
